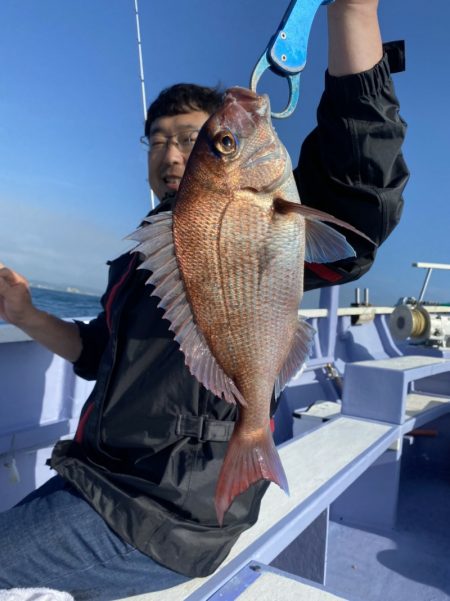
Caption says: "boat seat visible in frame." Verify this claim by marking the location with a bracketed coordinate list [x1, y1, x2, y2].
[342, 355, 450, 424]
[293, 400, 342, 436]
[294, 390, 450, 438]
[330, 356, 450, 531]
[115, 415, 397, 601]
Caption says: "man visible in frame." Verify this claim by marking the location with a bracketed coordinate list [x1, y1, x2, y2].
[0, 1, 408, 598]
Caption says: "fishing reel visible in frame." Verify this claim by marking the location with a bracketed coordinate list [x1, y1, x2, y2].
[389, 262, 450, 348]
[389, 299, 450, 348]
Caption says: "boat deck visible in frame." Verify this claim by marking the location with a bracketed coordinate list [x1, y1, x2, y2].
[326, 414, 450, 601]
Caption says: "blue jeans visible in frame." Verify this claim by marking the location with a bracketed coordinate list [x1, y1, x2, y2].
[0, 476, 190, 600]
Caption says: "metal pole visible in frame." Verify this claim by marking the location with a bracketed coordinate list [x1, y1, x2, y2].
[418, 268, 433, 303]
[363, 288, 369, 306]
[134, 0, 147, 121]
[134, 0, 156, 209]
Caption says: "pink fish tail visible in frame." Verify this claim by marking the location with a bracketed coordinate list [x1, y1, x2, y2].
[215, 427, 289, 526]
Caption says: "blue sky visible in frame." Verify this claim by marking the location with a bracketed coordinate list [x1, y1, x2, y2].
[0, 1, 449, 306]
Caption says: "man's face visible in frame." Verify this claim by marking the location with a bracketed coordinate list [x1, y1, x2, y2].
[147, 111, 210, 201]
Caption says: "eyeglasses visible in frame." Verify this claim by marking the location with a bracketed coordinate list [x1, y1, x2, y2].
[140, 129, 200, 155]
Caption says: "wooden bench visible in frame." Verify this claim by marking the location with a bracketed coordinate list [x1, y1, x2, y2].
[116, 415, 398, 601]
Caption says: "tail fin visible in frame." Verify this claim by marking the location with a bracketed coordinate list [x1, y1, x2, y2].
[215, 426, 289, 526]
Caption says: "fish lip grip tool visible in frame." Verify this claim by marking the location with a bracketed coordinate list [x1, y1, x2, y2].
[250, 0, 334, 119]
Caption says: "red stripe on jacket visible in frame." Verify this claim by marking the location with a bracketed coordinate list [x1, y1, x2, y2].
[306, 262, 343, 283]
[105, 256, 137, 331]
[75, 402, 95, 444]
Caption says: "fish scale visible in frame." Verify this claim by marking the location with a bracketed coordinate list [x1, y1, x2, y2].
[217, 201, 301, 389]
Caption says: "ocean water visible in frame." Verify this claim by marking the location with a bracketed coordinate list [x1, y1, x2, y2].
[29, 287, 102, 319]
[0, 287, 101, 324]
[0, 288, 101, 326]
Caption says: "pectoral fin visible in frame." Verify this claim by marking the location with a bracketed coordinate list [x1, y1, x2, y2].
[273, 198, 375, 264]
[275, 319, 315, 398]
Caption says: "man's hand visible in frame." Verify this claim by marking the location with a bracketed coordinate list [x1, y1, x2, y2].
[327, 0, 382, 77]
[0, 263, 37, 326]
[0, 262, 83, 362]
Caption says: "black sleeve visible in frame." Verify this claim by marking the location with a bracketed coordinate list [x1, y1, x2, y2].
[72, 312, 109, 381]
[294, 41, 409, 291]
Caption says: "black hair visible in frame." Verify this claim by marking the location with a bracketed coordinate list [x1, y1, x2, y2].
[144, 83, 223, 138]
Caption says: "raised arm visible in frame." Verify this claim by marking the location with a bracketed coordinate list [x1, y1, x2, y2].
[294, 0, 409, 291]
[327, 0, 382, 76]
[0, 263, 82, 362]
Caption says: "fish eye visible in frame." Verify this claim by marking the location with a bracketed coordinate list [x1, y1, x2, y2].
[213, 130, 237, 156]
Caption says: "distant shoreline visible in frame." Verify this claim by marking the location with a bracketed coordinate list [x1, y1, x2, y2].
[30, 283, 101, 298]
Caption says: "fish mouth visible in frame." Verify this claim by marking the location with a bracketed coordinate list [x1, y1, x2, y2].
[212, 86, 271, 149]
[223, 87, 270, 119]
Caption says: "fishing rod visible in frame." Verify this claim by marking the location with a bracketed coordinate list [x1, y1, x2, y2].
[133, 0, 156, 209]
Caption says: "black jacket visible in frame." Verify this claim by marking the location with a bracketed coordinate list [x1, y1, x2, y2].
[50, 46, 409, 578]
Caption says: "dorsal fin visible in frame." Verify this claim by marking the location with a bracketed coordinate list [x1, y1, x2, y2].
[127, 212, 246, 406]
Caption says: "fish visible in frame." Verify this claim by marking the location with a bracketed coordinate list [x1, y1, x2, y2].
[128, 87, 374, 526]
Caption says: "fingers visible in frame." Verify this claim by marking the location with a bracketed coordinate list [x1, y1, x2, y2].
[0, 264, 32, 326]
[0, 264, 27, 287]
